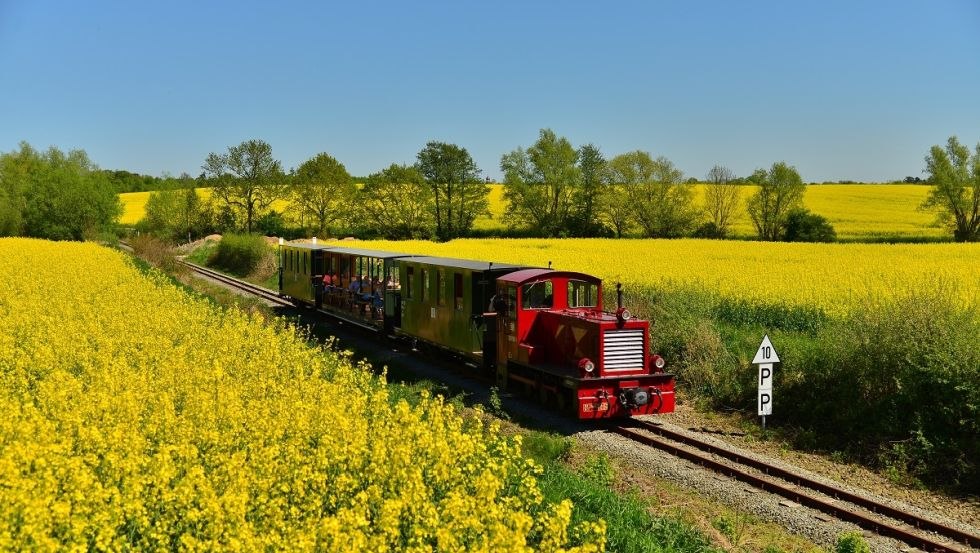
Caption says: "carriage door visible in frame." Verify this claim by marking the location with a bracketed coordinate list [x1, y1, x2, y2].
[495, 283, 517, 387]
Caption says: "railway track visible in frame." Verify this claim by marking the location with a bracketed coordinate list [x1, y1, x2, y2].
[613, 421, 979, 552]
[178, 259, 293, 307]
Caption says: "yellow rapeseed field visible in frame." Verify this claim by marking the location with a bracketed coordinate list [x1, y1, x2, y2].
[330, 238, 980, 316]
[123, 184, 941, 239]
[0, 238, 603, 551]
[473, 184, 940, 239]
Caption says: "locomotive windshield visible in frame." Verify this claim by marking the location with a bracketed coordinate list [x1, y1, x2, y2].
[567, 279, 598, 308]
[521, 280, 553, 309]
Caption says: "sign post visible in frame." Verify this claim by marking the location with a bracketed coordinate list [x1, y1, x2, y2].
[752, 334, 779, 430]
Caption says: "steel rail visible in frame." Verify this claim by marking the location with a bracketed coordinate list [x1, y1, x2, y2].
[613, 422, 977, 553]
[178, 259, 292, 306]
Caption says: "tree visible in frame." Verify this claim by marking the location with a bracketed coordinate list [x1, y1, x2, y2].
[921, 136, 980, 242]
[359, 164, 434, 239]
[746, 162, 806, 241]
[291, 152, 355, 237]
[500, 129, 582, 236]
[0, 142, 119, 240]
[703, 165, 741, 237]
[415, 142, 488, 240]
[140, 187, 208, 242]
[202, 139, 285, 233]
[597, 185, 634, 238]
[607, 151, 697, 238]
[567, 143, 608, 236]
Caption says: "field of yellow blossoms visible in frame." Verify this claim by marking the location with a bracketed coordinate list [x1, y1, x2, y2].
[121, 184, 942, 240]
[0, 238, 603, 551]
[331, 238, 980, 318]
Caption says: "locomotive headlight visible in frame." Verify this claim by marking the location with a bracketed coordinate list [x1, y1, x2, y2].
[652, 355, 666, 370]
[578, 358, 595, 374]
[616, 307, 631, 323]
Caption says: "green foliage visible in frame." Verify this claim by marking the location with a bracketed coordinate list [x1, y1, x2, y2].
[415, 141, 488, 240]
[607, 151, 698, 237]
[500, 129, 582, 236]
[747, 162, 806, 241]
[783, 208, 837, 242]
[627, 280, 980, 491]
[203, 139, 286, 233]
[129, 234, 182, 273]
[598, 184, 635, 238]
[834, 532, 871, 553]
[208, 233, 271, 276]
[138, 187, 210, 243]
[291, 152, 354, 237]
[569, 143, 609, 237]
[921, 136, 980, 242]
[578, 453, 615, 487]
[254, 210, 287, 237]
[0, 142, 120, 240]
[358, 164, 434, 239]
[520, 431, 573, 464]
[486, 386, 508, 420]
[712, 512, 752, 546]
[537, 463, 719, 553]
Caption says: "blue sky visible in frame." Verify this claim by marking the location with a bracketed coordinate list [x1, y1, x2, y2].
[1, 0, 978, 182]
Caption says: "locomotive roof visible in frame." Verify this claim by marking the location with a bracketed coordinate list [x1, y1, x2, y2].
[398, 256, 528, 272]
[496, 268, 600, 285]
[323, 246, 413, 259]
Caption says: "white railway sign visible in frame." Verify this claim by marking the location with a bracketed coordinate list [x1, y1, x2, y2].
[753, 335, 779, 426]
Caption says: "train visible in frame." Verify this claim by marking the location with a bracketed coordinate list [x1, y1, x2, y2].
[278, 241, 675, 419]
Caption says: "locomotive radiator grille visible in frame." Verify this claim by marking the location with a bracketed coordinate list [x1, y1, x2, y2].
[602, 329, 645, 372]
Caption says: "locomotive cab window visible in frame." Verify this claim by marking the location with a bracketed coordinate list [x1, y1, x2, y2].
[567, 280, 598, 308]
[521, 280, 553, 310]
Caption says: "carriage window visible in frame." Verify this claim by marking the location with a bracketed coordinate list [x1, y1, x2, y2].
[521, 280, 553, 309]
[387, 264, 400, 289]
[303, 252, 308, 275]
[436, 269, 446, 306]
[567, 280, 598, 308]
[454, 272, 464, 310]
[421, 269, 429, 301]
[405, 266, 414, 299]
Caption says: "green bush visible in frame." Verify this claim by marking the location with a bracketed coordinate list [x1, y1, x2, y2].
[783, 208, 837, 242]
[208, 233, 271, 276]
[835, 532, 870, 553]
[625, 279, 980, 492]
[779, 282, 979, 490]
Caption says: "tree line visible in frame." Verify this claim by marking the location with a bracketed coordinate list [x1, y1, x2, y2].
[146, 132, 833, 243]
[2, 133, 978, 242]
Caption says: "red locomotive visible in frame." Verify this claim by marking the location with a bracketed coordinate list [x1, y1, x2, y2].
[278, 243, 675, 419]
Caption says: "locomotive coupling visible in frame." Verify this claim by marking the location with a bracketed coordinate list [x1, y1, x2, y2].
[619, 387, 650, 408]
